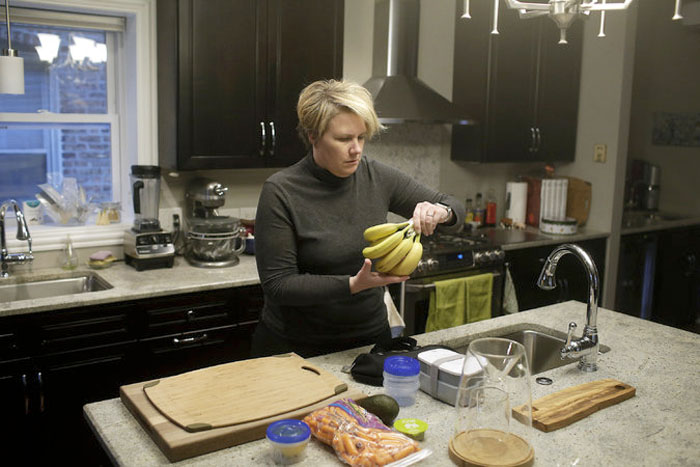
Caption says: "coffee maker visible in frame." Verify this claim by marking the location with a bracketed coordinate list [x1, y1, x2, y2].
[124, 165, 175, 270]
[184, 178, 246, 268]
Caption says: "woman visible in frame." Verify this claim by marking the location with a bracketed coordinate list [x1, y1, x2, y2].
[252, 79, 464, 358]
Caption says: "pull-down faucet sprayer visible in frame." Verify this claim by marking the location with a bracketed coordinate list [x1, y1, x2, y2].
[537, 243, 600, 372]
[1, 199, 34, 278]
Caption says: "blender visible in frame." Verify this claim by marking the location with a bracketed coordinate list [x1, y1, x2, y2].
[124, 165, 175, 270]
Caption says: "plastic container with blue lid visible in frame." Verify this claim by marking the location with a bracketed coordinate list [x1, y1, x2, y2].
[265, 419, 311, 464]
[383, 356, 421, 407]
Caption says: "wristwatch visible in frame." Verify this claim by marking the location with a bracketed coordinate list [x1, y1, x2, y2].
[435, 202, 454, 223]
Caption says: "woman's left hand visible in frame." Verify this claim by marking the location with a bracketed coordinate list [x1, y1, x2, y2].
[412, 201, 450, 236]
[349, 259, 409, 294]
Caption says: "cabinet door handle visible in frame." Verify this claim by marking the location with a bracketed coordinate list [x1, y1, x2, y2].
[37, 371, 44, 413]
[535, 127, 541, 152]
[172, 333, 208, 345]
[529, 127, 536, 153]
[268, 121, 276, 156]
[259, 121, 267, 157]
[21, 374, 29, 415]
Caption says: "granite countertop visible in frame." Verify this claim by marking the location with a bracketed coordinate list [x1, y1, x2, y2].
[477, 226, 609, 251]
[0, 255, 261, 318]
[0, 227, 612, 318]
[84, 301, 699, 466]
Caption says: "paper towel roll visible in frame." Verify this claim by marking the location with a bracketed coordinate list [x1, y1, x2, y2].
[505, 182, 528, 224]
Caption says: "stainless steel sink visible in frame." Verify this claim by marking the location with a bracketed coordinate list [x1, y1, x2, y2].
[0, 272, 113, 302]
[456, 324, 611, 374]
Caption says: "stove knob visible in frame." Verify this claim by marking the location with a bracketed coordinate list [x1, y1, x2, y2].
[416, 260, 426, 273]
[486, 250, 498, 261]
[497, 250, 505, 260]
[426, 258, 439, 271]
[473, 252, 484, 264]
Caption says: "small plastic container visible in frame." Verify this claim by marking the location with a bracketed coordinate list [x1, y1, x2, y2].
[265, 419, 311, 465]
[383, 356, 421, 407]
[394, 418, 429, 440]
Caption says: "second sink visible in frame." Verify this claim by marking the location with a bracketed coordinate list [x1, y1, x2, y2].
[0, 272, 113, 302]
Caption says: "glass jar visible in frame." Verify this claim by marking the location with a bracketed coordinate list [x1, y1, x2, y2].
[98, 202, 121, 225]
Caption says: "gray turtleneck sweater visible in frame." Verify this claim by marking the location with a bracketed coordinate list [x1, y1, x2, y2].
[254, 154, 464, 345]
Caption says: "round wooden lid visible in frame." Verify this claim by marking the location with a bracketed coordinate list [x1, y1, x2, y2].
[449, 429, 534, 467]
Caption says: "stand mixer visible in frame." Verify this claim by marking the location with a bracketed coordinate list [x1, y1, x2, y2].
[184, 178, 246, 268]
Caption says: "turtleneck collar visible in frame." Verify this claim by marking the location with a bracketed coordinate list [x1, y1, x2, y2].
[304, 152, 355, 186]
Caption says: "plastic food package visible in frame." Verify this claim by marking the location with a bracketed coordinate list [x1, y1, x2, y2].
[303, 398, 429, 467]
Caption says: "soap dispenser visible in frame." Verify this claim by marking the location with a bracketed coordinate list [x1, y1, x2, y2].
[59, 234, 79, 270]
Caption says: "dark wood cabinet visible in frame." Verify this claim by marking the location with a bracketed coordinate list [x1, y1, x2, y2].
[451, 4, 582, 163]
[158, 0, 344, 170]
[617, 227, 700, 332]
[0, 284, 263, 463]
[505, 238, 606, 311]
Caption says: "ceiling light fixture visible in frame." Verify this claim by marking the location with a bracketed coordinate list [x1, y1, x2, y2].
[462, 0, 686, 44]
[0, 0, 24, 94]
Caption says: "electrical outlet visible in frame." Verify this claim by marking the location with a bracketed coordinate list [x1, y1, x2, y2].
[159, 207, 182, 232]
[593, 144, 607, 163]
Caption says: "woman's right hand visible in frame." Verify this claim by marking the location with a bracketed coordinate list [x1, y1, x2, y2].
[349, 258, 409, 294]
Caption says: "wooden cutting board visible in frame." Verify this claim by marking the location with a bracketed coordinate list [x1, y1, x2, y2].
[143, 353, 347, 431]
[564, 176, 592, 226]
[120, 353, 366, 462]
[512, 379, 635, 432]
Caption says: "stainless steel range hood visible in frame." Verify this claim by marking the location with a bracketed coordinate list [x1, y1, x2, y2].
[363, 0, 475, 125]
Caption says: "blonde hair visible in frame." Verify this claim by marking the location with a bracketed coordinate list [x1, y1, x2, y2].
[296, 79, 385, 147]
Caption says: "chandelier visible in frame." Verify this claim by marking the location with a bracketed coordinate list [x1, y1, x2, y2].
[461, 0, 686, 44]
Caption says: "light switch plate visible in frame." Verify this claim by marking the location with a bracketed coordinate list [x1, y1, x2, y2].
[593, 144, 607, 163]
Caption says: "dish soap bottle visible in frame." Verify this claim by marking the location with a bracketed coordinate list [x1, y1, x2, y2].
[59, 234, 79, 270]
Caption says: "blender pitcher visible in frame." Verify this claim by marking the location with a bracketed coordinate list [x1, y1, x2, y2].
[130, 165, 162, 232]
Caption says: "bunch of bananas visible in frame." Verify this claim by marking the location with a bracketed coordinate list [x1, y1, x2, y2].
[362, 221, 423, 276]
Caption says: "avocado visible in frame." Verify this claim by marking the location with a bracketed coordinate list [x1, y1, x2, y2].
[356, 394, 400, 426]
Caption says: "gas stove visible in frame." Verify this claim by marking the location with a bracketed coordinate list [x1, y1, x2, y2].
[412, 230, 505, 278]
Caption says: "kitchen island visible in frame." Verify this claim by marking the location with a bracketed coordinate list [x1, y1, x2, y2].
[84, 301, 699, 466]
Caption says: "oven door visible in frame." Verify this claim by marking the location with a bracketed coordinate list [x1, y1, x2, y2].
[398, 266, 505, 336]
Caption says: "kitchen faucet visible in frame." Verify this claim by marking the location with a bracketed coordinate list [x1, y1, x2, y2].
[0, 199, 34, 278]
[537, 243, 600, 372]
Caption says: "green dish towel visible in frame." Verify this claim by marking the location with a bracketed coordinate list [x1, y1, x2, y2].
[425, 273, 494, 332]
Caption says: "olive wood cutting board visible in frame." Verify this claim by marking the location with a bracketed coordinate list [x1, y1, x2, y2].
[512, 378, 636, 432]
[120, 353, 366, 462]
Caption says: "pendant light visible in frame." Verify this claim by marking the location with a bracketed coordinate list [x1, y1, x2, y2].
[461, 0, 686, 45]
[1, 0, 25, 94]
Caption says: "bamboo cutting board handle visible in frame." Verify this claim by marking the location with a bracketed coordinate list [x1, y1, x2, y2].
[512, 379, 635, 432]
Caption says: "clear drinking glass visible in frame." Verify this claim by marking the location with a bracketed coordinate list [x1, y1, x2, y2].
[451, 338, 534, 466]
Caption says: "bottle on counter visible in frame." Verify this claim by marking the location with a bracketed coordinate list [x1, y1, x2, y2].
[485, 188, 497, 227]
[464, 198, 474, 225]
[59, 234, 79, 270]
[473, 193, 484, 227]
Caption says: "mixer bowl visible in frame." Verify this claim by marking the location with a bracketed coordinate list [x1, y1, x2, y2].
[185, 216, 246, 267]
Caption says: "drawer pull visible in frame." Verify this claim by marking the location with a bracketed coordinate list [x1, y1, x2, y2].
[172, 333, 208, 345]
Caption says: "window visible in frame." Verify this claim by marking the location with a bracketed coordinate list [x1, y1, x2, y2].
[0, 17, 121, 204]
[0, 1, 157, 252]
